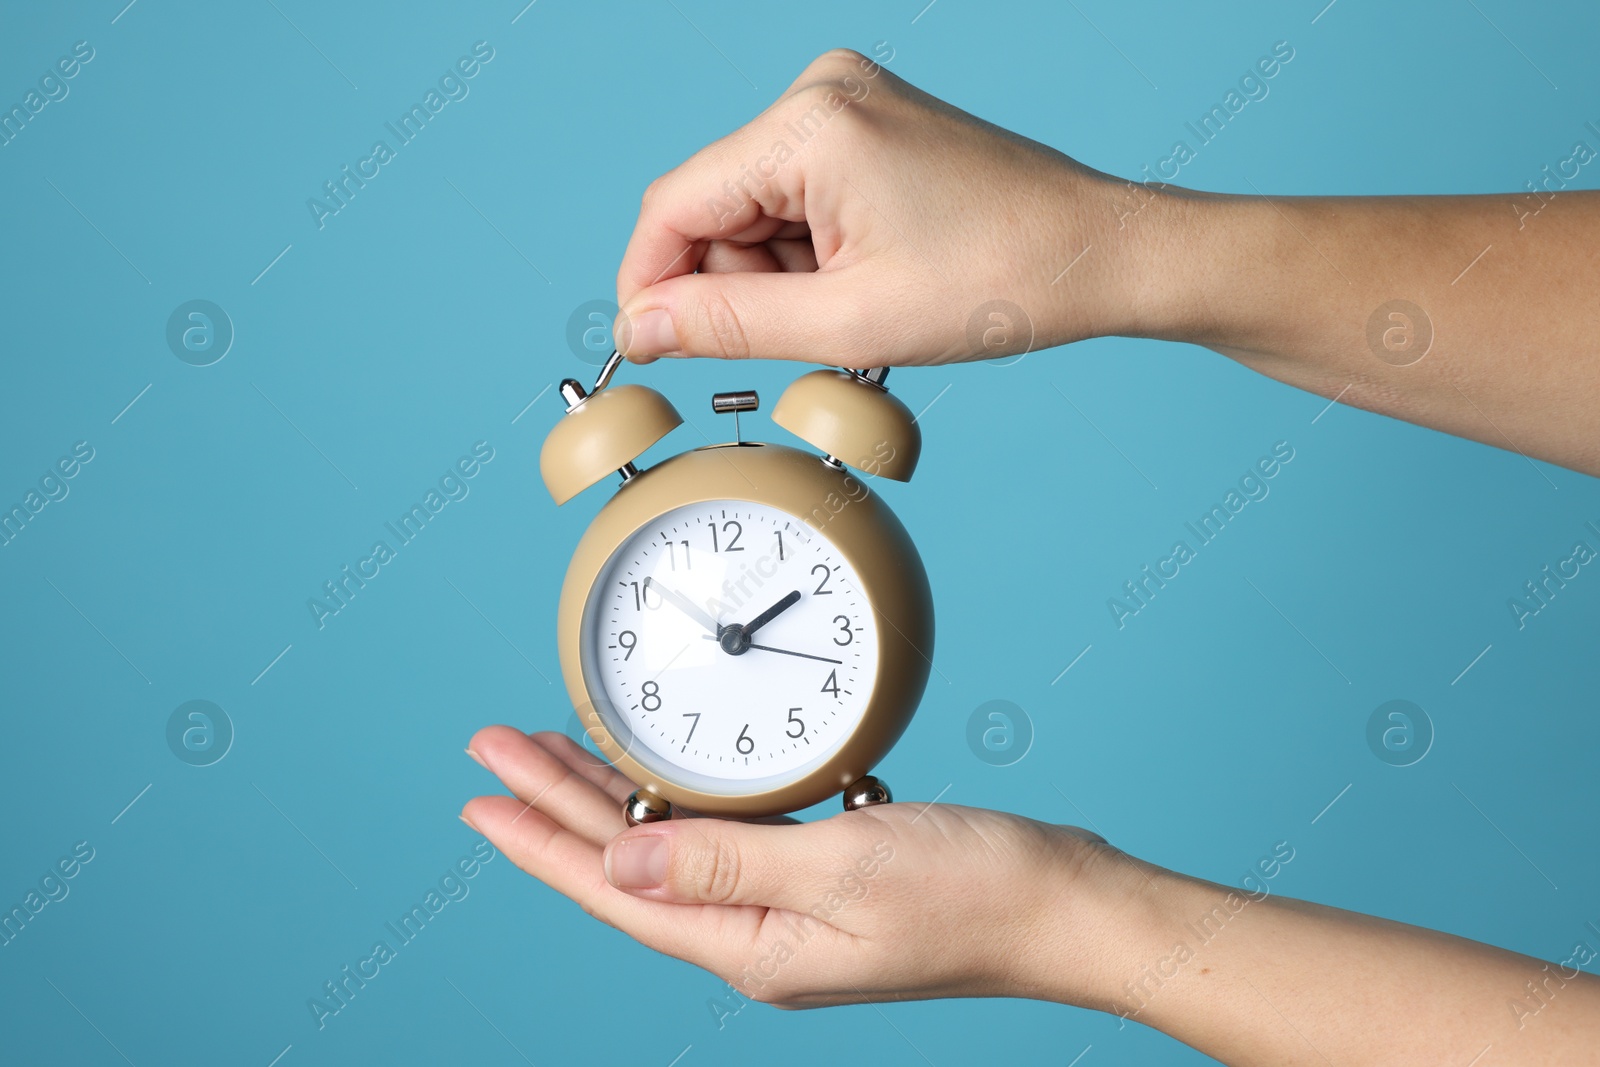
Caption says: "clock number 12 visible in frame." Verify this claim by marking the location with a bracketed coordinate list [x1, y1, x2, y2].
[708, 520, 743, 553]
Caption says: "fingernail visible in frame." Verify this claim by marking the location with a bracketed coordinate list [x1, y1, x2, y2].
[605, 836, 668, 889]
[460, 813, 481, 832]
[465, 747, 486, 769]
[617, 308, 677, 358]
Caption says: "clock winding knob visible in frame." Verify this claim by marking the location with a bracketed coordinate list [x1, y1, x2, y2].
[624, 789, 673, 826]
[842, 775, 892, 811]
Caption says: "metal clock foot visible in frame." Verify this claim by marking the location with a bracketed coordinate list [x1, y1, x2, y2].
[625, 789, 672, 826]
[843, 775, 892, 811]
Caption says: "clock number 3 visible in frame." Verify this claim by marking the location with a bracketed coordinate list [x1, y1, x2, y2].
[832, 615, 854, 646]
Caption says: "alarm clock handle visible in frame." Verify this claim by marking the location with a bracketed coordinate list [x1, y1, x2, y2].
[559, 350, 627, 409]
[592, 350, 626, 392]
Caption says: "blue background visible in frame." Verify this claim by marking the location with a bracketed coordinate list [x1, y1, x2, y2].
[3, 1, 1597, 1064]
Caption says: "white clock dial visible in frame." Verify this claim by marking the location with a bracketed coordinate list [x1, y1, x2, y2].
[580, 499, 878, 794]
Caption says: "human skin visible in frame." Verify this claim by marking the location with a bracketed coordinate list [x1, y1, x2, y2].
[465, 50, 1600, 1065]
[611, 50, 1600, 477]
[461, 729, 1600, 1066]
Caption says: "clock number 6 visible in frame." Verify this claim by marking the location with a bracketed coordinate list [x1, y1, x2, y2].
[736, 724, 754, 755]
[786, 708, 805, 738]
[832, 615, 854, 646]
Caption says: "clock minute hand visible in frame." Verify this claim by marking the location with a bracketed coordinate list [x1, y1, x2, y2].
[741, 590, 801, 638]
[744, 642, 842, 665]
[642, 577, 718, 635]
[698, 633, 842, 664]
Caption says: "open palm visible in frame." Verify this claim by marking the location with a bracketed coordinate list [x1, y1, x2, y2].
[461, 726, 1130, 1009]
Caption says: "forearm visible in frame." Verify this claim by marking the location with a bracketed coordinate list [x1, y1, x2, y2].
[1126, 187, 1600, 477]
[1071, 863, 1600, 1065]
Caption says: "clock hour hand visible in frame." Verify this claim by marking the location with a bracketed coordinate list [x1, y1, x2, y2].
[741, 590, 801, 638]
[642, 577, 718, 635]
[716, 589, 801, 655]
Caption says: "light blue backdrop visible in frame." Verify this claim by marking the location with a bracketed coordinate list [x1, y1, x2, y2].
[2, 1, 1596, 1064]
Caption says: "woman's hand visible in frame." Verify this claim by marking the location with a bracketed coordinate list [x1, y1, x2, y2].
[612, 48, 1165, 368]
[460, 726, 1154, 1010]
[461, 726, 1600, 1063]
[614, 48, 1600, 475]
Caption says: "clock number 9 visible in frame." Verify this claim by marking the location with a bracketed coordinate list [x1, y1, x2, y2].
[736, 724, 754, 755]
[640, 680, 661, 712]
[832, 615, 854, 646]
[786, 708, 805, 738]
[617, 630, 637, 660]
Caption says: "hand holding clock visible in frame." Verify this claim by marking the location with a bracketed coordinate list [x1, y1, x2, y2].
[462, 728, 1129, 1008]
[468, 45, 1600, 1067]
[463, 729, 1600, 1065]
[613, 50, 1600, 477]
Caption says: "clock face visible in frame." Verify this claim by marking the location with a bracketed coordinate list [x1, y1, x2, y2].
[579, 499, 878, 794]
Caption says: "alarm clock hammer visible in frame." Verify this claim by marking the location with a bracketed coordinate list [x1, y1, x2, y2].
[541, 350, 934, 824]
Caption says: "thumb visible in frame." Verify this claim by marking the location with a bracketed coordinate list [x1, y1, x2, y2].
[616, 269, 890, 365]
[604, 819, 824, 908]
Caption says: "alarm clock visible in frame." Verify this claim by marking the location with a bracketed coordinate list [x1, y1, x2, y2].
[540, 351, 934, 823]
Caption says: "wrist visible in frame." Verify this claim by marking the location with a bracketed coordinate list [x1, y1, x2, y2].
[1082, 182, 1275, 348]
[1012, 839, 1196, 1014]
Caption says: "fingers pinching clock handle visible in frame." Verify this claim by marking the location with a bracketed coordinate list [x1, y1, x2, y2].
[843, 775, 892, 811]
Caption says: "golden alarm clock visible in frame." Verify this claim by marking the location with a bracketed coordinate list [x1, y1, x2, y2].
[539, 352, 934, 822]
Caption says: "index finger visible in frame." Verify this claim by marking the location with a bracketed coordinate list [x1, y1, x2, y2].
[614, 49, 880, 306]
[614, 134, 795, 308]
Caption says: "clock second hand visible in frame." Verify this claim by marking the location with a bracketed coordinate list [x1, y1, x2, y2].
[642, 576, 719, 635]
